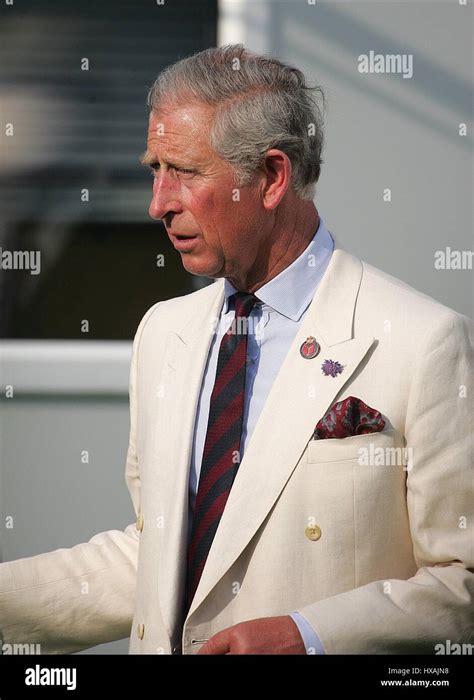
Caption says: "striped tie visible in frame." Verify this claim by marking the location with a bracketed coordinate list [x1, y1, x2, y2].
[185, 291, 258, 614]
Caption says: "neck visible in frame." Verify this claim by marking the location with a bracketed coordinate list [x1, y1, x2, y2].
[228, 202, 320, 293]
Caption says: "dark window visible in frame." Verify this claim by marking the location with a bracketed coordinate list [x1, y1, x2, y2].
[0, 0, 217, 339]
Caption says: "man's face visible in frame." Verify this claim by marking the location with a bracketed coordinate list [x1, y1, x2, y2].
[143, 102, 266, 280]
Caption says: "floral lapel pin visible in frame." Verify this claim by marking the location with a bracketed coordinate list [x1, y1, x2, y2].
[321, 359, 344, 378]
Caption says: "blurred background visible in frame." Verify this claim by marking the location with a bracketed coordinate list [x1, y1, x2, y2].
[0, 0, 472, 653]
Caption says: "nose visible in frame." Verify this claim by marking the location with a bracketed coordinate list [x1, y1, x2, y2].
[148, 170, 183, 221]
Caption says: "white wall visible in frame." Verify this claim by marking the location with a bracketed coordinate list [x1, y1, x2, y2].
[219, 0, 473, 317]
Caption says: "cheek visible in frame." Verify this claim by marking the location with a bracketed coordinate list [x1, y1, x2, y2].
[184, 186, 215, 221]
[187, 189, 227, 237]
[186, 181, 254, 254]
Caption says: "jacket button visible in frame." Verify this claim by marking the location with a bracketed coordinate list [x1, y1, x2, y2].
[136, 513, 144, 532]
[137, 623, 145, 639]
[305, 525, 322, 541]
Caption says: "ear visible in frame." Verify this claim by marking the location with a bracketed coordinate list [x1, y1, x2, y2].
[259, 149, 292, 210]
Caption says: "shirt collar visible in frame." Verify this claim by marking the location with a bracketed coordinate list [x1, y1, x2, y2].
[223, 216, 334, 321]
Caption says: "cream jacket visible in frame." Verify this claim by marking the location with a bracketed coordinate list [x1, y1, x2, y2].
[1, 236, 472, 654]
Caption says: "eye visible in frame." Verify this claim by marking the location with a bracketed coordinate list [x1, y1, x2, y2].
[146, 162, 160, 177]
[147, 163, 194, 177]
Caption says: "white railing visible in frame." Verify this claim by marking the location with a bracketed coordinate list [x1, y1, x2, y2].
[0, 341, 132, 395]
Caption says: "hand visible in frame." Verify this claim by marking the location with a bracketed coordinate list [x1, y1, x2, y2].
[196, 615, 306, 655]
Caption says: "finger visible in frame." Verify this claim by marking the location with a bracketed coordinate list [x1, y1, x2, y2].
[197, 632, 231, 655]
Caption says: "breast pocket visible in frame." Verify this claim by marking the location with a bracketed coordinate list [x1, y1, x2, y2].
[306, 428, 401, 464]
[303, 428, 409, 588]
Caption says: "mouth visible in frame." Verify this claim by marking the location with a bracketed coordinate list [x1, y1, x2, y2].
[170, 233, 199, 251]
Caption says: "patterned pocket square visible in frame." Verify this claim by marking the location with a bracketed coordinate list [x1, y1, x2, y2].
[313, 396, 385, 440]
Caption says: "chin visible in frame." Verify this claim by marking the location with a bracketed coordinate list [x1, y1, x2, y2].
[180, 254, 223, 278]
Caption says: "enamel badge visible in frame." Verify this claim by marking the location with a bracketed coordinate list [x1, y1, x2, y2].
[300, 336, 320, 359]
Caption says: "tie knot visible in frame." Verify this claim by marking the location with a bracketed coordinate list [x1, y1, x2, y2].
[232, 292, 259, 318]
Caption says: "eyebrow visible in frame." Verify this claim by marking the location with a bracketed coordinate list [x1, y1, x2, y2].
[139, 151, 156, 166]
[139, 151, 194, 170]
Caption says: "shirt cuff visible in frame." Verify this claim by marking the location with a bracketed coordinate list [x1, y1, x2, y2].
[289, 610, 325, 655]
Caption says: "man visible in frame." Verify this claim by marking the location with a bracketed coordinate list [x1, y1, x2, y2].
[0, 45, 472, 655]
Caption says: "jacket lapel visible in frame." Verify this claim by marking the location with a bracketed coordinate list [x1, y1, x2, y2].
[156, 282, 225, 638]
[155, 238, 376, 633]
[186, 240, 376, 618]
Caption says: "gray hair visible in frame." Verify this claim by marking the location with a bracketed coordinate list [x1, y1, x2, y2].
[147, 44, 325, 200]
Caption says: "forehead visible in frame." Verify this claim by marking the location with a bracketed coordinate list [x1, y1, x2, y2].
[146, 102, 216, 159]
